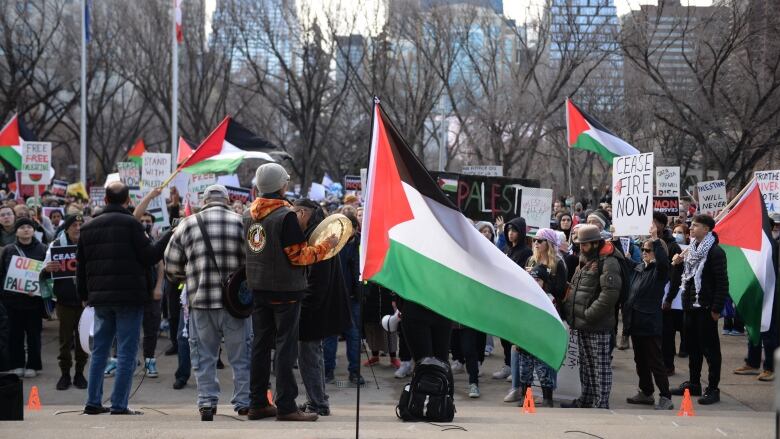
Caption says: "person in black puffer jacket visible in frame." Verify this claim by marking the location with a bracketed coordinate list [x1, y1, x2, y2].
[0, 218, 48, 378]
[623, 232, 672, 410]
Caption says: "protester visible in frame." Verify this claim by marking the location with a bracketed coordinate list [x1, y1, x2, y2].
[48, 209, 63, 229]
[0, 218, 48, 378]
[653, 212, 685, 376]
[244, 163, 337, 422]
[362, 283, 398, 374]
[0, 205, 15, 246]
[78, 182, 172, 415]
[43, 214, 88, 390]
[561, 224, 623, 409]
[670, 214, 728, 405]
[165, 184, 251, 420]
[557, 212, 573, 242]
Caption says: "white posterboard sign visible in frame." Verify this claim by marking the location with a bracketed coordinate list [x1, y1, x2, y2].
[4, 255, 45, 296]
[141, 152, 171, 199]
[755, 170, 780, 213]
[656, 166, 680, 197]
[117, 162, 141, 186]
[189, 173, 217, 195]
[697, 179, 727, 218]
[519, 187, 553, 231]
[462, 165, 504, 177]
[21, 141, 52, 185]
[612, 153, 654, 236]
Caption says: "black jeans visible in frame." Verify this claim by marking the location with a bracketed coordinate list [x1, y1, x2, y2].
[459, 327, 483, 385]
[142, 299, 162, 358]
[400, 302, 451, 363]
[662, 309, 685, 369]
[685, 309, 722, 389]
[631, 335, 670, 398]
[250, 296, 301, 415]
[500, 338, 512, 367]
[398, 327, 411, 362]
[5, 303, 42, 370]
[166, 281, 182, 348]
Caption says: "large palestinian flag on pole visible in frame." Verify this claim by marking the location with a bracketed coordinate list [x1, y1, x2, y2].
[360, 101, 568, 368]
[0, 113, 37, 169]
[178, 116, 278, 174]
[566, 98, 639, 164]
[714, 179, 776, 344]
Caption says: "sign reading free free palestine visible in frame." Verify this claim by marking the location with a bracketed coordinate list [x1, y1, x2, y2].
[21, 141, 52, 185]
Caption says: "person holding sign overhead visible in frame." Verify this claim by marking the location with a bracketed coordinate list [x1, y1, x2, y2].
[0, 218, 48, 378]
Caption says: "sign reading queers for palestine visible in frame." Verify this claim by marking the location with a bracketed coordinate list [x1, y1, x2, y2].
[612, 152, 654, 236]
[697, 179, 728, 217]
[141, 152, 172, 198]
[4, 256, 45, 295]
[755, 170, 780, 213]
[49, 245, 77, 279]
[21, 141, 52, 185]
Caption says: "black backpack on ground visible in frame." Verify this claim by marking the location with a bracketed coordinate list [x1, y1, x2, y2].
[396, 357, 455, 422]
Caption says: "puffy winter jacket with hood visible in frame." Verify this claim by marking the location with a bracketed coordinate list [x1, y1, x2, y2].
[564, 240, 623, 332]
[503, 217, 532, 267]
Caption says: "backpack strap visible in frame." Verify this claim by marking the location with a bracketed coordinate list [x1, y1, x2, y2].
[195, 213, 224, 282]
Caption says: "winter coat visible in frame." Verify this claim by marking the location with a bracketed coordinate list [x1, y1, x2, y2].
[659, 229, 684, 306]
[77, 204, 172, 307]
[504, 217, 532, 267]
[363, 282, 395, 327]
[0, 301, 8, 371]
[526, 256, 568, 316]
[564, 241, 623, 332]
[299, 255, 352, 341]
[680, 233, 729, 313]
[623, 239, 669, 337]
[338, 234, 361, 301]
[0, 238, 47, 311]
[42, 233, 80, 307]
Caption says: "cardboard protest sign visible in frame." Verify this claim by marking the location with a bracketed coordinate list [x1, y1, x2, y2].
[656, 166, 680, 197]
[520, 187, 553, 232]
[4, 256, 44, 296]
[462, 165, 503, 177]
[612, 153, 654, 236]
[697, 179, 727, 217]
[104, 173, 120, 187]
[189, 173, 217, 195]
[146, 195, 170, 228]
[344, 175, 362, 191]
[226, 186, 252, 204]
[14, 171, 46, 198]
[21, 141, 52, 185]
[755, 170, 780, 213]
[89, 186, 106, 209]
[430, 172, 540, 222]
[141, 152, 171, 198]
[51, 179, 68, 197]
[49, 245, 77, 279]
[653, 196, 680, 217]
[117, 161, 141, 186]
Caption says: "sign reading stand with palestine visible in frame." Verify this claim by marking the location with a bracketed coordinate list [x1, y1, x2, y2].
[21, 141, 52, 185]
[697, 179, 727, 217]
[755, 170, 780, 213]
[141, 152, 172, 199]
[4, 256, 45, 295]
[612, 152, 654, 236]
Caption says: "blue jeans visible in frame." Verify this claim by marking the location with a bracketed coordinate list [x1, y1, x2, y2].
[175, 308, 191, 382]
[323, 299, 361, 375]
[86, 305, 143, 411]
[299, 340, 329, 409]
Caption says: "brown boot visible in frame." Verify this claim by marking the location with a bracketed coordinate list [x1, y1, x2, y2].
[247, 406, 278, 420]
[276, 410, 318, 422]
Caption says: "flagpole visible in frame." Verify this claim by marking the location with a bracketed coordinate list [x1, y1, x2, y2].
[171, 0, 179, 174]
[564, 98, 572, 197]
[79, 0, 87, 184]
[714, 176, 756, 223]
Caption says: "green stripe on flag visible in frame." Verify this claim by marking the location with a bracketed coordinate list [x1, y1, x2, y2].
[571, 132, 619, 164]
[129, 156, 143, 167]
[371, 240, 568, 369]
[183, 156, 243, 175]
[0, 147, 22, 169]
[721, 244, 763, 345]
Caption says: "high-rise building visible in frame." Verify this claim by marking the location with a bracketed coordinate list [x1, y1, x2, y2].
[388, 0, 503, 17]
[334, 34, 366, 85]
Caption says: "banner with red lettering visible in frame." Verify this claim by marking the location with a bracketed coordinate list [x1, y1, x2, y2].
[49, 245, 77, 279]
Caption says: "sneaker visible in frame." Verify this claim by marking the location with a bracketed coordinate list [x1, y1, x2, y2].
[468, 383, 480, 398]
[144, 358, 159, 378]
[394, 361, 412, 379]
[299, 402, 330, 416]
[758, 370, 775, 382]
[324, 369, 335, 384]
[451, 360, 464, 374]
[200, 406, 214, 422]
[23, 369, 36, 378]
[503, 387, 522, 403]
[111, 408, 144, 415]
[655, 396, 674, 410]
[730, 330, 745, 336]
[670, 381, 701, 396]
[697, 387, 720, 405]
[506, 374, 513, 382]
[173, 378, 187, 390]
[362, 356, 379, 367]
[390, 358, 401, 369]
[104, 358, 118, 376]
[721, 329, 731, 335]
[11, 368, 23, 377]
[276, 410, 318, 422]
[73, 372, 88, 389]
[56, 373, 71, 391]
[83, 405, 111, 415]
[626, 390, 654, 405]
[349, 372, 365, 385]
[733, 364, 760, 375]
[492, 364, 511, 380]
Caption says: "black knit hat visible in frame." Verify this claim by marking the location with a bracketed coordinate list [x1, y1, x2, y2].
[62, 213, 84, 231]
[13, 217, 36, 232]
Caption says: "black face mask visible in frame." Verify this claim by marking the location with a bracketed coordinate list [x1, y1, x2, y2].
[571, 243, 580, 253]
[144, 224, 152, 234]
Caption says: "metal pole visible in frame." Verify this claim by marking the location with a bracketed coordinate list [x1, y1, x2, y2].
[438, 112, 446, 172]
[567, 145, 572, 197]
[79, 0, 87, 183]
[171, 0, 179, 173]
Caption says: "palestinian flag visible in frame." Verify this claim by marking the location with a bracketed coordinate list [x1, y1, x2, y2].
[177, 137, 196, 165]
[0, 113, 36, 169]
[127, 139, 146, 166]
[178, 116, 278, 174]
[566, 98, 639, 164]
[360, 102, 568, 368]
[715, 179, 776, 344]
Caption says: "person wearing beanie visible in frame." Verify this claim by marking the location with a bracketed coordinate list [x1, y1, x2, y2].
[0, 217, 48, 379]
[244, 163, 339, 422]
[587, 210, 609, 232]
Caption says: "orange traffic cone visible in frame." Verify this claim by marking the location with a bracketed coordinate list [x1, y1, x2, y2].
[522, 387, 536, 414]
[27, 385, 41, 411]
[266, 389, 274, 406]
[677, 388, 695, 417]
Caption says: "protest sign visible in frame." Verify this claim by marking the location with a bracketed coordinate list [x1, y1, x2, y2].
[21, 141, 52, 185]
[51, 179, 68, 197]
[49, 245, 77, 279]
[656, 166, 680, 197]
[141, 152, 171, 198]
[189, 173, 217, 195]
[89, 186, 106, 209]
[612, 153, 654, 236]
[309, 183, 326, 201]
[217, 174, 240, 188]
[697, 179, 727, 217]
[430, 172, 540, 222]
[653, 196, 680, 217]
[520, 187, 553, 232]
[14, 171, 46, 198]
[128, 186, 144, 206]
[360, 168, 367, 197]
[67, 182, 88, 200]
[755, 170, 780, 213]
[344, 175, 362, 191]
[226, 186, 252, 204]
[104, 173, 120, 187]
[146, 195, 170, 229]
[117, 162, 141, 186]
[462, 165, 503, 177]
[4, 256, 44, 296]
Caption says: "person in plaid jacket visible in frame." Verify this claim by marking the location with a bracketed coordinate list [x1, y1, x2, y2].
[164, 184, 250, 421]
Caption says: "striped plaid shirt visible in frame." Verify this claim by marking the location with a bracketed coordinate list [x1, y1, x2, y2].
[164, 203, 245, 309]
